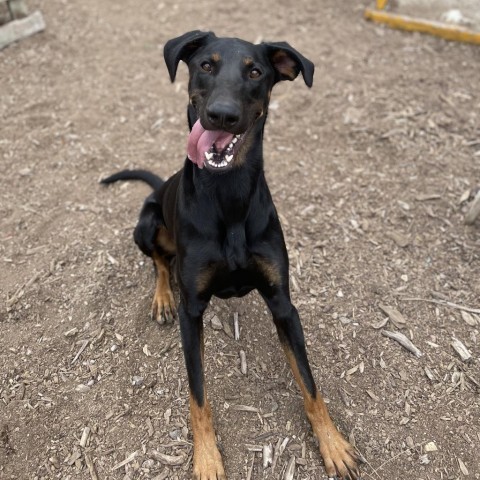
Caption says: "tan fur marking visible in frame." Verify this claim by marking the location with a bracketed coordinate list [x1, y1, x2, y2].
[196, 265, 216, 294]
[156, 226, 176, 255]
[189, 393, 226, 479]
[211, 52, 221, 62]
[255, 256, 281, 286]
[283, 346, 359, 478]
[243, 56, 254, 66]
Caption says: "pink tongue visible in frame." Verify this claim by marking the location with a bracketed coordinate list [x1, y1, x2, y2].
[187, 119, 234, 168]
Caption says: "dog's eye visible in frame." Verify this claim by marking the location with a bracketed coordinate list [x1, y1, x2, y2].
[201, 62, 212, 73]
[249, 68, 262, 79]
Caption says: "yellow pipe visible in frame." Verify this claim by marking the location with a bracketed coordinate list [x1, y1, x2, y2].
[365, 8, 480, 45]
[376, 0, 388, 10]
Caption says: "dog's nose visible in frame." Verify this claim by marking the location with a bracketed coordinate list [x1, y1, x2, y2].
[206, 101, 241, 130]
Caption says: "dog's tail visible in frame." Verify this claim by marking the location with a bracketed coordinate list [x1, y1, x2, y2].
[100, 169, 164, 190]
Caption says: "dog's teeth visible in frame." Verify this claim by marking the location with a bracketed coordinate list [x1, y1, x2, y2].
[225, 155, 233, 162]
[232, 137, 238, 144]
[220, 161, 227, 167]
[205, 152, 214, 160]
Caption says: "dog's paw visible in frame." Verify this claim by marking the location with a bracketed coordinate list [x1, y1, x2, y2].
[193, 444, 226, 480]
[151, 291, 176, 325]
[318, 426, 361, 480]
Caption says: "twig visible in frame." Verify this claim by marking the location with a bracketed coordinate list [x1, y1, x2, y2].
[234, 312, 240, 340]
[246, 454, 255, 480]
[71, 339, 89, 364]
[84, 453, 99, 480]
[240, 350, 247, 375]
[397, 296, 480, 314]
[381, 330, 423, 358]
[111, 450, 138, 471]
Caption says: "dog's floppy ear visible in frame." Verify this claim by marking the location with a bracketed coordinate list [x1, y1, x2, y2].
[262, 42, 314, 88]
[164, 30, 216, 82]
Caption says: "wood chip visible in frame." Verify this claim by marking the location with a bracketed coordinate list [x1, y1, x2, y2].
[371, 318, 388, 329]
[111, 451, 138, 471]
[424, 442, 438, 452]
[465, 190, 480, 224]
[79, 426, 90, 447]
[0, 10, 45, 50]
[231, 405, 259, 413]
[149, 450, 187, 466]
[387, 231, 410, 248]
[64, 327, 79, 337]
[71, 339, 89, 364]
[240, 350, 247, 375]
[366, 389, 380, 402]
[451, 338, 472, 362]
[262, 443, 273, 469]
[246, 455, 255, 480]
[458, 457, 469, 475]
[84, 453, 99, 480]
[381, 330, 423, 358]
[284, 455, 296, 480]
[379, 304, 407, 328]
[461, 311, 477, 326]
[211, 314, 223, 330]
[233, 312, 240, 340]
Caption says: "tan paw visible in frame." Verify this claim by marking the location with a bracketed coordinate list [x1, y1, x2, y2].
[193, 444, 226, 480]
[151, 290, 176, 325]
[318, 425, 360, 480]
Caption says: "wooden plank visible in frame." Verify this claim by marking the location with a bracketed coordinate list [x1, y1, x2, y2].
[0, 10, 45, 50]
[364, 8, 480, 45]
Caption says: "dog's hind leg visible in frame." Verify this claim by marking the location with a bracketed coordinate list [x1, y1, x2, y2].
[134, 194, 177, 324]
[151, 249, 176, 325]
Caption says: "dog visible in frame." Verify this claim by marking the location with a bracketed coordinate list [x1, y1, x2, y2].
[102, 31, 360, 480]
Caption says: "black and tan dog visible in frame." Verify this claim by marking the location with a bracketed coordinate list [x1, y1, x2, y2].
[102, 31, 360, 480]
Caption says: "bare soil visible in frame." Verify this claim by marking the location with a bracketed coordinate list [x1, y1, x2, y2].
[1, 1, 479, 479]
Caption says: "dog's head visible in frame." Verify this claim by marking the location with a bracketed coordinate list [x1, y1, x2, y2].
[164, 31, 314, 172]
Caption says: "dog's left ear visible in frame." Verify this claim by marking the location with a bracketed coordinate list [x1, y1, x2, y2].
[263, 42, 314, 88]
[164, 30, 217, 82]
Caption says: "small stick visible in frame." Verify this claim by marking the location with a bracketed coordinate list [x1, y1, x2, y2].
[284, 456, 296, 480]
[84, 453, 99, 480]
[240, 350, 247, 375]
[398, 296, 480, 314]
[451, 338, 472, 362]
[381, 330, 423, 358]
[71, 340, 89, 364]
[246, 454, 255, 480]
[111, 451, 138, 471]
[234, 312, 240, 340]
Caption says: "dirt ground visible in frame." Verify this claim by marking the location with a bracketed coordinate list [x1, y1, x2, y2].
[1, 1, 479, 479]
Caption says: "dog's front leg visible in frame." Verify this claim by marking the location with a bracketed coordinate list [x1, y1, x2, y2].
[260, 286, 360, 480]
[178, 298, 226, 480]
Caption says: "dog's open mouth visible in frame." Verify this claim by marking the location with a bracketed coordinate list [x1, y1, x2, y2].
[187, 119, 245, 171]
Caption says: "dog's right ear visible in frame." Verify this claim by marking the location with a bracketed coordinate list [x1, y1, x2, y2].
[164, 31, 216, 82]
